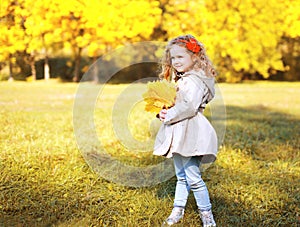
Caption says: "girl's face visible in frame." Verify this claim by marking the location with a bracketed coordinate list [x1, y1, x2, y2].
[170, 45, 195, 73]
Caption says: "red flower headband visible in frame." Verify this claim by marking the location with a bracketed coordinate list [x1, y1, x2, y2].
[176, 38, 201, 53]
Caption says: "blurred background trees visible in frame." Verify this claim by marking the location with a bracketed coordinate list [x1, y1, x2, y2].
[0, 0, 299, 82]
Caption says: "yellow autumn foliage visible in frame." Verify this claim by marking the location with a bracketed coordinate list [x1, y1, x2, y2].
[142, 80, 176, 113]
[0, 0, 299, 81]
[162, 0, 299, 81]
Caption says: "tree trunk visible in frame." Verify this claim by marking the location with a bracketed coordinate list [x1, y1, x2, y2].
[8, 55, 14, 82]
[92, 56, 99, 83]
[44, 54, 50, 80]
[30, 52, 36, 81]
[281, 37, 300, 81]
[73, 47, 82, 82]
[41, 35, 50, 81]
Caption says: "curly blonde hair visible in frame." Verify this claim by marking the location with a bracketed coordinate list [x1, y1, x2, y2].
[159, 34, 217, 81]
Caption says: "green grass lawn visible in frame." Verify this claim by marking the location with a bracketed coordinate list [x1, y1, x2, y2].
[0, 80, 299, 226]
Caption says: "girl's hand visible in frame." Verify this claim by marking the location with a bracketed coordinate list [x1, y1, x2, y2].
[158, 109, 167, 122]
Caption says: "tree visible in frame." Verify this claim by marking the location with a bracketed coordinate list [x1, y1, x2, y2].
[1, 0, 298, 82]
[279, 0, 300, 81]
[161, 0, 290, 82]
[0, 0, 26, 81]
[57, 0, 162, 82]
[22, 0, 63, 80]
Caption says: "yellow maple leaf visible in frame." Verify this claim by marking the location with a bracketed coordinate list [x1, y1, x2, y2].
[142, 79, 176, 113]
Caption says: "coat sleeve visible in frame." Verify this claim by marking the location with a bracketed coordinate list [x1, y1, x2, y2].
[164, 76, 207, 125]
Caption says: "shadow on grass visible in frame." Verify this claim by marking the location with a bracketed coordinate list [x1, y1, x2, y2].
[1, 105, 299, 226]
[156, 105, 300, 226]
[230, 105, 298, 160]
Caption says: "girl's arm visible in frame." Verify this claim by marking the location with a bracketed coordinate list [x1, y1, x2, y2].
[163, 76, 207, 125]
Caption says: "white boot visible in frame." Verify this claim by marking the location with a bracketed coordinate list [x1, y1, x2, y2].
[162, 207, 185, 226]
[199, 209, 216, 227]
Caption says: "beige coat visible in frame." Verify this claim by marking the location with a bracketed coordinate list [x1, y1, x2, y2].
[153, 70, 218, 164]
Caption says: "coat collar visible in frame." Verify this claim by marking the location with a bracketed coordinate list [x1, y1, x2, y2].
[179, 70, 215, 101]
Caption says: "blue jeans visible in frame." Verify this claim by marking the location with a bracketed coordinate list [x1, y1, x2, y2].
[173, 154, 212, 211]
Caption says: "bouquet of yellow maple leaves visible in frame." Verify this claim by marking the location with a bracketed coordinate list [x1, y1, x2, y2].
[142, 79, 176, 113]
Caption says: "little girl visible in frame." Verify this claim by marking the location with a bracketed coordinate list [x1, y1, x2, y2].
[154, 35, 218, 227]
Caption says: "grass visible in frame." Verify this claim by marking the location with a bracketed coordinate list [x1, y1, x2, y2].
[0, 80, 299, 226]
